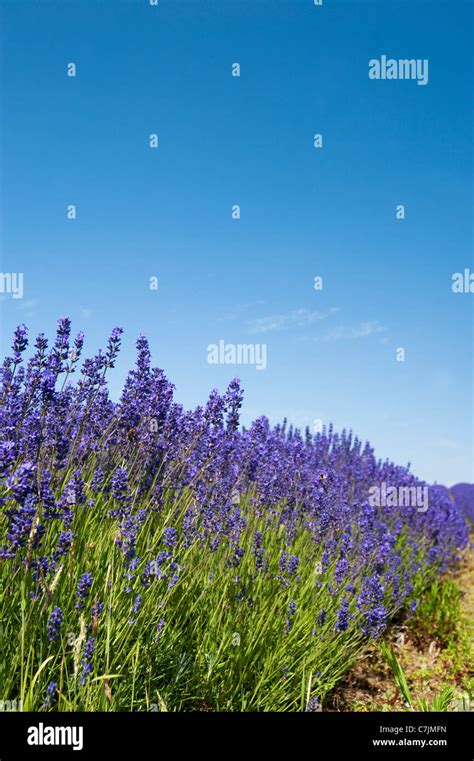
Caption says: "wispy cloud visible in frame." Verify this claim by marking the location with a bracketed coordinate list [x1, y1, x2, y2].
[219, 300, 266, 322]
[246, 307, 339, 334]
[430, 437, 460, 451]
[80, 307, 93, 320]
[315, 321, 387, 342]
[13, 299, 38, 319]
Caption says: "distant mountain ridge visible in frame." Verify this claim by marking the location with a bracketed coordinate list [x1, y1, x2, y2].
[438, 483, 474, 522]
[449, 483, 474, 522]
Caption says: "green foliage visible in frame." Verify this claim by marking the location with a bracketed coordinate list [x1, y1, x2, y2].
[410, 579, 463, 646]
[379, 640, 413, 707]
[0, 486, 369, 712]
[380, 637, 471, 713]
[0, 477, 463, 712]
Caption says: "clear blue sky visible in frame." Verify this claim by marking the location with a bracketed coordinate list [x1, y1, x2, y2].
[0, 0, 472, 486]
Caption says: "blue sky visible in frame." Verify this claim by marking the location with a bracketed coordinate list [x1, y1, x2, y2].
[0, 0, 472, 486]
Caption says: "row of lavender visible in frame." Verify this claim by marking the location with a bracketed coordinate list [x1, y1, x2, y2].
[0, 319, 469, 710]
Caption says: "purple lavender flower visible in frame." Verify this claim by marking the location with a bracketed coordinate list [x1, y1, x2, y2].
[75, 573, 93, 610]
[12, 324, 28, 363]
[128, 594, 142, 624]
[109, 467, 131, 518]
[253, 531, 264, 571]
[46, 606, 63, 642]
[334, 557, 349, 585]
[162, 527, 178, 547]
[80, 637, 95, 686]
[53, 530, 75, 562]
[156, 618, 166, 638]
[305, 696, 322, 712]
[335, 598, 350, 632]
[91, 600, 104, 620]
[1, 491, 37, 558]
[44, 681, 58, 707]
[115, 509, 147, 561]
[287, 555, 299, 576]
[229, 545, 245, 568]
[90, 467, 104, 493]
[285, 600, 297, 634]
[105, 327, 123, 369]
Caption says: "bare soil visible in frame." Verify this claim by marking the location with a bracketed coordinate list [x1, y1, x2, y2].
[326, 549, 474, 712]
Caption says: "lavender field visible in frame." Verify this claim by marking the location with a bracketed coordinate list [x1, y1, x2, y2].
[0, 320, 469, 712]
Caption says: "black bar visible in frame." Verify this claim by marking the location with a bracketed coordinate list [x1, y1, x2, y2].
[0, 711, 471, 760]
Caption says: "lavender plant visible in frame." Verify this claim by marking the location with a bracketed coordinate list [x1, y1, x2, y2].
[0, 320, 468, 711]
